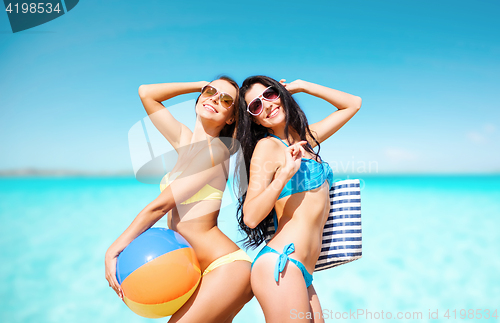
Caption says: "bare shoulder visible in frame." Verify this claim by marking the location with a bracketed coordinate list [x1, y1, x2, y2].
[210, 138, 231, 165]
[253, 136, 284, 162]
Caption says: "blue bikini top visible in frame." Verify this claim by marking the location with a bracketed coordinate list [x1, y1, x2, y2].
[266, 133, 334, 200]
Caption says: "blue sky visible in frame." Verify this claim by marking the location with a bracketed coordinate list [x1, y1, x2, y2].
[1, 0, 499, 174]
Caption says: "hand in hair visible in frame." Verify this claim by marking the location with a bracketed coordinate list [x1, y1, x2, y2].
[279, 79, 305, 95]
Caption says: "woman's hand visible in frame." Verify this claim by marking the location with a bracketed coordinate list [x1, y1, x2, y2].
[105, 251, 124, 300]
[279, 79, 306, 95]
[279, 141, 307, 180]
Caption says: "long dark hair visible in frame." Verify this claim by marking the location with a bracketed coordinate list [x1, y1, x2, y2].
[235, 75, 320, 249]
[196, 75, 240, 154]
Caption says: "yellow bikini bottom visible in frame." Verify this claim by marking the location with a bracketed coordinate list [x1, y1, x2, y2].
[202, 249, 252, 277]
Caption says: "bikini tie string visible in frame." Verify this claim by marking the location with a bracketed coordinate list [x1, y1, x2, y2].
[274, 243, 295, 283]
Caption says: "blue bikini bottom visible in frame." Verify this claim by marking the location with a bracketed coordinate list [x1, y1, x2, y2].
[252, 243, 313, 288]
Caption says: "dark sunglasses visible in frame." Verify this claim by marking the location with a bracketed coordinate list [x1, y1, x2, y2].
[246, 86, 280, 116]
[200, 85, 235, 109]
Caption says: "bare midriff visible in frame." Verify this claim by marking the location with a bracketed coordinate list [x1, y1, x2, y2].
[168, 202, 240, 272]
[268, 181, 330, 273]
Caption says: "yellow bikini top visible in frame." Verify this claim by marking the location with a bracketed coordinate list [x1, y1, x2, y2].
[159, 138, 224, 205]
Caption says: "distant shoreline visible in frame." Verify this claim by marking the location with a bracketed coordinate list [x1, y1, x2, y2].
[0, 169, 134, 177]
[0, 169, 498, 178]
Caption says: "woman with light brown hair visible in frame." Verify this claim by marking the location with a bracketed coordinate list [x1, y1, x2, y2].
[105, 76, 253, 322]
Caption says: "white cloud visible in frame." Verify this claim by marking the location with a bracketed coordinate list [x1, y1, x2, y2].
[466, 131, 486, 144]
[466, 123, 496, 144]
[483, 123, 496, 134]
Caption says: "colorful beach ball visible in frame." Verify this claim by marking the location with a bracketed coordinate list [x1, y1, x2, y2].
[116, 227, 201, 318]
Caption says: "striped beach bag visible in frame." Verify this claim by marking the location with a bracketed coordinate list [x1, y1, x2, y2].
[265, 179, 362, 272]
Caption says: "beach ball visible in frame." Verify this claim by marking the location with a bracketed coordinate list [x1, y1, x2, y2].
[116, 227, 200, 318]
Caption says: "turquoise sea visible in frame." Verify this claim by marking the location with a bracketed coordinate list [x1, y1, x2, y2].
[1, 175, 499, 323]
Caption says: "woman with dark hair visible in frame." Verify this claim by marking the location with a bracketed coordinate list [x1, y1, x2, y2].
[105, 77, 253, 323]
[236, 76, 361, 322]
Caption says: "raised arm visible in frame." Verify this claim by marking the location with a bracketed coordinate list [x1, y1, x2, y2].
[243, 138, 306, 228]
[138, 81, 208, 150]
[282, 79, 362, 147]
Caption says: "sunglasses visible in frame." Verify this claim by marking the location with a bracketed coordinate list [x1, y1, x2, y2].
[200, 85, 235, 109]
[246, 86, 280, 116]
